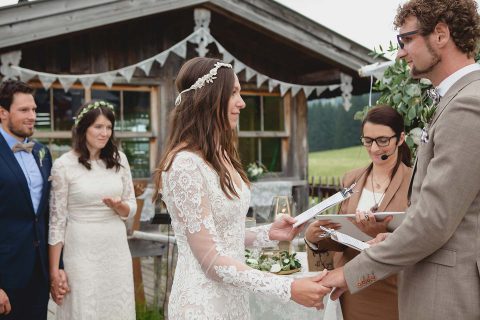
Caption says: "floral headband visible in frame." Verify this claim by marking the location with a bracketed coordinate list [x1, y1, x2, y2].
[174, 61, 233, 107]
[74, 101, 115, 126]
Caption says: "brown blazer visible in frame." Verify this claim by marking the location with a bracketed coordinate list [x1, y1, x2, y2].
[344, 70, 480, 320]
[307, 162, 412, 320]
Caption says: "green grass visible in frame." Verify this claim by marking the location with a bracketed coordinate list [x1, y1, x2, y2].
[308, 146, 371, 180]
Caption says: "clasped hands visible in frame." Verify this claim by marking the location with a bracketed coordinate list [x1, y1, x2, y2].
[50, 269, 70, 305]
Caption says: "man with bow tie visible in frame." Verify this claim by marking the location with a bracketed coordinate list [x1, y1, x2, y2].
[0, 80, 67, 319]
[321, 1, 480, 319]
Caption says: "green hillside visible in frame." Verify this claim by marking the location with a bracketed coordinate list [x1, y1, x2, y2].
[308, 146, 371, 179]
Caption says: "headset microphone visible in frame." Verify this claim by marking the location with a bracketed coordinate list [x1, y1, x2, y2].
[381, 154, 389, 160]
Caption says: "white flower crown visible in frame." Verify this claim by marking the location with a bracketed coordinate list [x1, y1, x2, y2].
[74, 101, 115, 126]
[174, 61, 233, 107]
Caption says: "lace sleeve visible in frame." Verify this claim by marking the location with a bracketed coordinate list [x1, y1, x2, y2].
[48, 160, 68, 245]
[165, 155, 293, 302]
[120, 153, 137, 220]
[245, 225, 279, 248]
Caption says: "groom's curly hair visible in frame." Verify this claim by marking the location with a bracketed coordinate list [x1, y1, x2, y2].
[394, 0, 480, 58]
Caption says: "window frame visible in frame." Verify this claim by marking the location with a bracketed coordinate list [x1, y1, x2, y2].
[238, 91, 290, 171]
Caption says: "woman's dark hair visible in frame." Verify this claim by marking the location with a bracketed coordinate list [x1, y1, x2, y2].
[72, 101, 121, 171]
[153, 57, 249, 201]
[362, 105, 412, 179]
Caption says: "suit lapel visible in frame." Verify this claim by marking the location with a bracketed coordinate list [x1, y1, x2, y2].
[347, 167, 369, 214]
[0, 134, 34, 212]
[32, 143, 50, 215]
[430, 70, 480, 127]
[378, 164, 404, 212]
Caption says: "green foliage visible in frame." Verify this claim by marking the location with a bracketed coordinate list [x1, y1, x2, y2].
[356, 44, 480, 152]
[136, 304, 164, 320]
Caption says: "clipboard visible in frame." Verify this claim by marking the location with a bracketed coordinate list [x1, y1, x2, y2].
[316, 212, 405, 241]
[319, 226, 370, 251]
[293, 184, 355, 228]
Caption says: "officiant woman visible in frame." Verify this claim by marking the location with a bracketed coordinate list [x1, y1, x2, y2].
[304, 105, 412, 320]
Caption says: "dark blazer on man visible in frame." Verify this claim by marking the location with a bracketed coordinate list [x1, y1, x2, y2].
[0, 133, 52, 318]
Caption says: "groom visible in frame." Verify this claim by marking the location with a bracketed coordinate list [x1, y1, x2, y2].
[321, 1, 480, 319]
[0, 80, 63, 320]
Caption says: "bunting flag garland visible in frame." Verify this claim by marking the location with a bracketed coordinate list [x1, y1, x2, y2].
[2, 27, 345, 103]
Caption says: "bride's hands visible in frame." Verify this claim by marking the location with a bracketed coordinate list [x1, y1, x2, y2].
[268, 215, 303, 241]
[291, 269, 331, 310]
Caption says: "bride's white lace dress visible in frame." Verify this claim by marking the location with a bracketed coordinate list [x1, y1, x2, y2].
[49, 151, 137, 320]
[161, 151, 293, 320]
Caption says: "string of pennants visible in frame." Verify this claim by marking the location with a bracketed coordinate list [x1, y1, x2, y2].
[6, 28, 340, 98]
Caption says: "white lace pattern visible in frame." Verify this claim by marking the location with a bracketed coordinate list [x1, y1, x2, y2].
[48, 151, 136, 320]
[161, 151, 292, 320]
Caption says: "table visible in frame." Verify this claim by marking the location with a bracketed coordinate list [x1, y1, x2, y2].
[249, 252, 344, 320]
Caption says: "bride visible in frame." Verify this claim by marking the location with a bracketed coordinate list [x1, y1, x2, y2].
[153, 57, 331, 319]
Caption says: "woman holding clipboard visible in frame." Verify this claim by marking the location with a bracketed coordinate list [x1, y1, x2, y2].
[305, 105, 412, 320]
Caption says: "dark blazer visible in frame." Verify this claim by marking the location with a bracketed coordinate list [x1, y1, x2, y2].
[344, 70, 480, 320]
[308, 162, 412, 320]
[0, 133, 52, 289]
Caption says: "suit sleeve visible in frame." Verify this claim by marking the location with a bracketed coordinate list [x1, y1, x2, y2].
[344, 94, 480, 293]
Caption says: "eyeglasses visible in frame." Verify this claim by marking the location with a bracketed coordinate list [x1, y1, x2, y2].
[396, 30, 419, 49]
[361, 135, 397, 147]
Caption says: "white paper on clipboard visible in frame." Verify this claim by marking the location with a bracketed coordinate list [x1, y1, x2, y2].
[316, 212, 405, 241]
[293, 186, 355, 228]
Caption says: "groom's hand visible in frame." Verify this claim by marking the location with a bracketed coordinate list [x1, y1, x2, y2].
[320, 267, 348, 300]
[50, 269, 70, 305]
[0, 289, 11, 315]
[290, 269, 331, 310]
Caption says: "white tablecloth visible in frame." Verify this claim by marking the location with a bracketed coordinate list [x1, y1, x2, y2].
[250, 181, 294, 222]
[249, 252, 343, 320]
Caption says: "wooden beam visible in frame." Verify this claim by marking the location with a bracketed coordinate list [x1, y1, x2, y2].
[295, 69, 341, 84]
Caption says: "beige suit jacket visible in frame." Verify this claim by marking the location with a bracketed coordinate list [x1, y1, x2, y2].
[308, 163, 412, 320]
[344, 70, 480, 320]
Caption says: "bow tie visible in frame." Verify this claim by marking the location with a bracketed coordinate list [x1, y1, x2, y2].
[427, 88, 441, 104]
[12, 141, 35, 153]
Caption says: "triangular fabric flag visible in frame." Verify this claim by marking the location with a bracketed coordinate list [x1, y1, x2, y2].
[222, 52, 234, 63]
[268, 79, 279, 92]
[119, 66, 135, 82]
[155, 52, 168, 66]
[316, 86, 328, 96]
[171, 42, 187, 59]
[256, 74, 268, 87]
[291, 85, 302, 97]
[58, 75, 77, 92]
[38, 73, 56, 90]
[99, 72, 116, 88]
[245, 67, 256, 81]
[233, 59, 245, 74]
[303, 86, 315, 98]
[18, 68, 36, 82]
[78, 75, 97, 89]
[215, 42, 226, 54]
[279, 82, 291, 96]
[138, 59, 154, 76]
[329, 84, 340, 91]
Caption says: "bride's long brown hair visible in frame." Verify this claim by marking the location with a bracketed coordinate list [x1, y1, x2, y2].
[152, 57, 249, 201]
